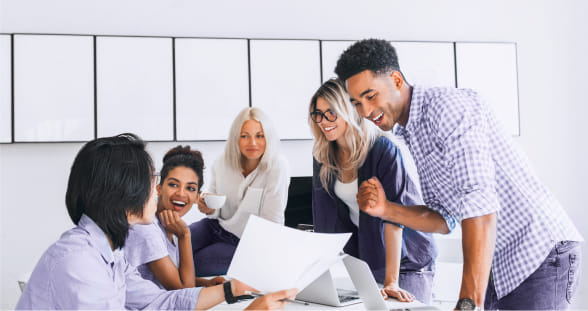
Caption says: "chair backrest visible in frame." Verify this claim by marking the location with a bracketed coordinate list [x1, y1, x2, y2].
[284, 176, 313, 229]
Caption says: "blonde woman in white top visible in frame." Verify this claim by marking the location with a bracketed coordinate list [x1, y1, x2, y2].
[189, 107, 290, 276]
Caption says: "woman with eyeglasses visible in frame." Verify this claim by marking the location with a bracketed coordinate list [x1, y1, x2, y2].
[308, 79, 437, 304]
[16, 133, 297, 310]
[189, 107, 290, 277]
[124, 145, 226, 290]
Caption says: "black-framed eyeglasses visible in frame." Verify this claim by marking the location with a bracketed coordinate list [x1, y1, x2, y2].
[310, 109, 337, 123]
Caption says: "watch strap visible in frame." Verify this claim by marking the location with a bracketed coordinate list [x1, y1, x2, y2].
[223, 281, 238, 304]
[455, 297, 481, 310]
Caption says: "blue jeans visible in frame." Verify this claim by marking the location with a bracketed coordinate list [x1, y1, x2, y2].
[189, 218, 240, 276]
[485, 241, 582, 310]
[399, 270, 434, 305]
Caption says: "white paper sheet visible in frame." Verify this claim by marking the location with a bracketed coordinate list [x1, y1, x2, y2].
[227, 215, 351, 292]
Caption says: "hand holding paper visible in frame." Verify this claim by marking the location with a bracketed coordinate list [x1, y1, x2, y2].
[227, 215, 351, 292]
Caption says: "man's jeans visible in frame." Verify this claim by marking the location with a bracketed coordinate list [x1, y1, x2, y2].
[485, 241, 582, 310]
[399, 270, 434, 305]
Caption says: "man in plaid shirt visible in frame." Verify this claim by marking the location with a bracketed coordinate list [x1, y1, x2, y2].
[336, 39, 582, 310]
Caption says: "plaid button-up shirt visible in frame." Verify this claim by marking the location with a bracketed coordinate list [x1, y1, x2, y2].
[394, 85, 582, 299]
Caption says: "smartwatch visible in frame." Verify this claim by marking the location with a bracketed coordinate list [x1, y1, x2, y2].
[455, 298, 481, 310]
[223, 281, 238, 304]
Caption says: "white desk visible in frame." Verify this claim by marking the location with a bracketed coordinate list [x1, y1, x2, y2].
[212, 299, 428, 310]
[212, 262, 436, 310]
[211, 293, 432, 310]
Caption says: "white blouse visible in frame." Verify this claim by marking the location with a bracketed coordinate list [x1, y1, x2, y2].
[334, 178, 360, 227]
[206, 155, 291, 238]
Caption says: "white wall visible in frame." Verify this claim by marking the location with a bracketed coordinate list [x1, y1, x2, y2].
[1, 0, 587, 309]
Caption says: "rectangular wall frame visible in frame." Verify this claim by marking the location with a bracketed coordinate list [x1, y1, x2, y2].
[13, 34, 94, 142]
[3, 34, 520, 143]
[0, 35, 11, 143]
[96, 36, 174, 141]
[175, 38, 250, 141]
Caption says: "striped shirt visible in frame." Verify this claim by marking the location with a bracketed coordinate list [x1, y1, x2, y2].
[394, 85, 583, 299]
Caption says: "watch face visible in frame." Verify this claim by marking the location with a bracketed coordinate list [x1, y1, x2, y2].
[456, 298, 477, 310]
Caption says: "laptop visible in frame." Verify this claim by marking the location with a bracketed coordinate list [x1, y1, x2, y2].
[296, 265, 362, 307]
[298, 254, 439, 310]
[342, 255, 440, 311]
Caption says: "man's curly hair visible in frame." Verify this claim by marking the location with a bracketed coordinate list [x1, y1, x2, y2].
[335, 39, 401, 81]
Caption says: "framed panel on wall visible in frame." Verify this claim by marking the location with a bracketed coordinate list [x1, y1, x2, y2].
[96, 36, 173, 141]
[175, 38, 249, 141]
[0, 35, 11, 143]
[321, 40, 355, 83]
[322, 40, 455, 88]
[13, 34, 94, 142]
[250, 40, 321, 140]
[456, 42, 520, 136]
[392, 41, 455, 88]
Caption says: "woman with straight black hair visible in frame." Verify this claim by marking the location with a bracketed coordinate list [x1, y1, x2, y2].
[16, 133, 296, 310]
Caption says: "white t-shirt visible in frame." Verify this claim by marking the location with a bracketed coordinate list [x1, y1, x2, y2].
[334, 178, 360, 227]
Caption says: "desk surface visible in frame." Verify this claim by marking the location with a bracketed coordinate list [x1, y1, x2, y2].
[212, 269, 434, 310]
[211, 296, 433, 310]
[212, 261, 438, 310]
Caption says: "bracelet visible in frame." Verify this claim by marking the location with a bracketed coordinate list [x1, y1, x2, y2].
[223, 281, 238, 304]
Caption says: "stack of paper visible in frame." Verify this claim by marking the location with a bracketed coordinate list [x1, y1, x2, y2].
[227, 215, 351, 292]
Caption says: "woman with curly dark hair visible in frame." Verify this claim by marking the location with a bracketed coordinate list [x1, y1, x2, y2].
[125, 145, 226, 290]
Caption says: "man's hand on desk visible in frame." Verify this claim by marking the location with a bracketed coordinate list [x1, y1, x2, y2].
[381, 282, 415, 302]
[244, 289, 299, 310]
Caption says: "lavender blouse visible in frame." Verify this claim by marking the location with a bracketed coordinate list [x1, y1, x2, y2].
[125, 218, 179, 288]
[16, 214, 201, 310]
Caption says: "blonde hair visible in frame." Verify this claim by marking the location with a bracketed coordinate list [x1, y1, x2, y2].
[308, 78, 387, 191]
[224, 107, 279, 174]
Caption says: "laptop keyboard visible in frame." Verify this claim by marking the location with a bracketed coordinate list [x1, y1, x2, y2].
[338, 295, 360, 303]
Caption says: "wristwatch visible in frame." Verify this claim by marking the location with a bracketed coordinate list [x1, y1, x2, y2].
[455, 298, 481, 310]
[223, 281, 238, 304]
